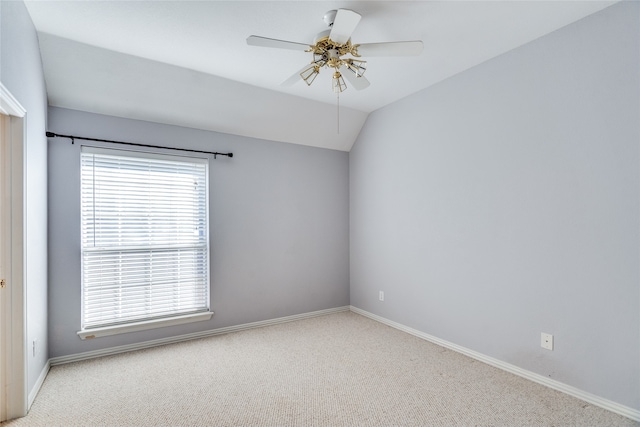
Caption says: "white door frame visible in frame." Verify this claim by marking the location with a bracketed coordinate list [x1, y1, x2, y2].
[0, 82, 28, 421]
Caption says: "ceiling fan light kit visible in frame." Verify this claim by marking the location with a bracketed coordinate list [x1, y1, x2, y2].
[332, 71, 347, 93]
[247, 9, 423, 94]
[345, 59, 367, 78]
[300, 64, 320, 86]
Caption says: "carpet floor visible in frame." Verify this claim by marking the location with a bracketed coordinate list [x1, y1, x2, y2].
[2, 311, 637, 426]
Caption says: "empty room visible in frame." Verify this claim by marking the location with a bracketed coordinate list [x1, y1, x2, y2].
[1, 0, 638, 425]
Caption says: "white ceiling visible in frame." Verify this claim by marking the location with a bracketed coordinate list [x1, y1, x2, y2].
[24, 0, 616, 151]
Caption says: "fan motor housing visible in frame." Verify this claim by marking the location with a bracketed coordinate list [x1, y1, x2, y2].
[323, 10, 337, 27]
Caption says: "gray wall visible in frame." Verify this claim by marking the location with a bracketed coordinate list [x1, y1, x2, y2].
[350, 2, 639, 410]
[47, 107, 349, 357]
[1, 0, 49, 394]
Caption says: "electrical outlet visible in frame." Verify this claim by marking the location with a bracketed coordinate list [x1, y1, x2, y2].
[379, 291, 384, 301]
[541, 333, 553, 350]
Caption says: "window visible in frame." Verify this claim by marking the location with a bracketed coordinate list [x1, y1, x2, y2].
[79, 147, 211, 337]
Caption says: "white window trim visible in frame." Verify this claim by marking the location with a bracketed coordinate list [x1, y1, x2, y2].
[81, 145, 210, 164]
[77, 311, 214, 340]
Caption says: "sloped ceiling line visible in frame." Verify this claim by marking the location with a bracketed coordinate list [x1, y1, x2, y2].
[24, 1, 616, 151]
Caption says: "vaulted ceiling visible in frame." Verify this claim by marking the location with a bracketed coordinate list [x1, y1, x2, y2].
[24, 1, 616, 151]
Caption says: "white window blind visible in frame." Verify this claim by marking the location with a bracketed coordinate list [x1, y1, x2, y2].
[81, 147, 210, 330]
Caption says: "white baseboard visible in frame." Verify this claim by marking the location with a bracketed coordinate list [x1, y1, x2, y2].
[28, 360, 50, 410]
[49, 306, 350, 366]
[349, 305, 640, 422]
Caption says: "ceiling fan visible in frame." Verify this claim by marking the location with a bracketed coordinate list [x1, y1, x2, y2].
[247, 9, 423, 94]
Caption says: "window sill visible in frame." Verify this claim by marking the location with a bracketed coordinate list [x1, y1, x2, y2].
[77, 311, 214, 340]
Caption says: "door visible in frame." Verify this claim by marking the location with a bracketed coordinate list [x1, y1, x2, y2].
[0, 83, 27, 421]
[0, 112, 8, 422]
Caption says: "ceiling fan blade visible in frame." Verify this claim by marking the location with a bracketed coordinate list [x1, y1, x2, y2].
[339, 65, 370, 91]
[355, 41, 424, 57]
[329, 9, 361, 45]
[247, 35, 311, 51]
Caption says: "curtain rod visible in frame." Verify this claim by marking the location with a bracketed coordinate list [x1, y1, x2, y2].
[46, 131, 233, 159]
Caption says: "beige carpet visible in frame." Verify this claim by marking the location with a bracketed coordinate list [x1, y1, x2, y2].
[3, 312, 637, 426]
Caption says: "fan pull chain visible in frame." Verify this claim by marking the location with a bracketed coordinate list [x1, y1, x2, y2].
[337, 90, 340, 134]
